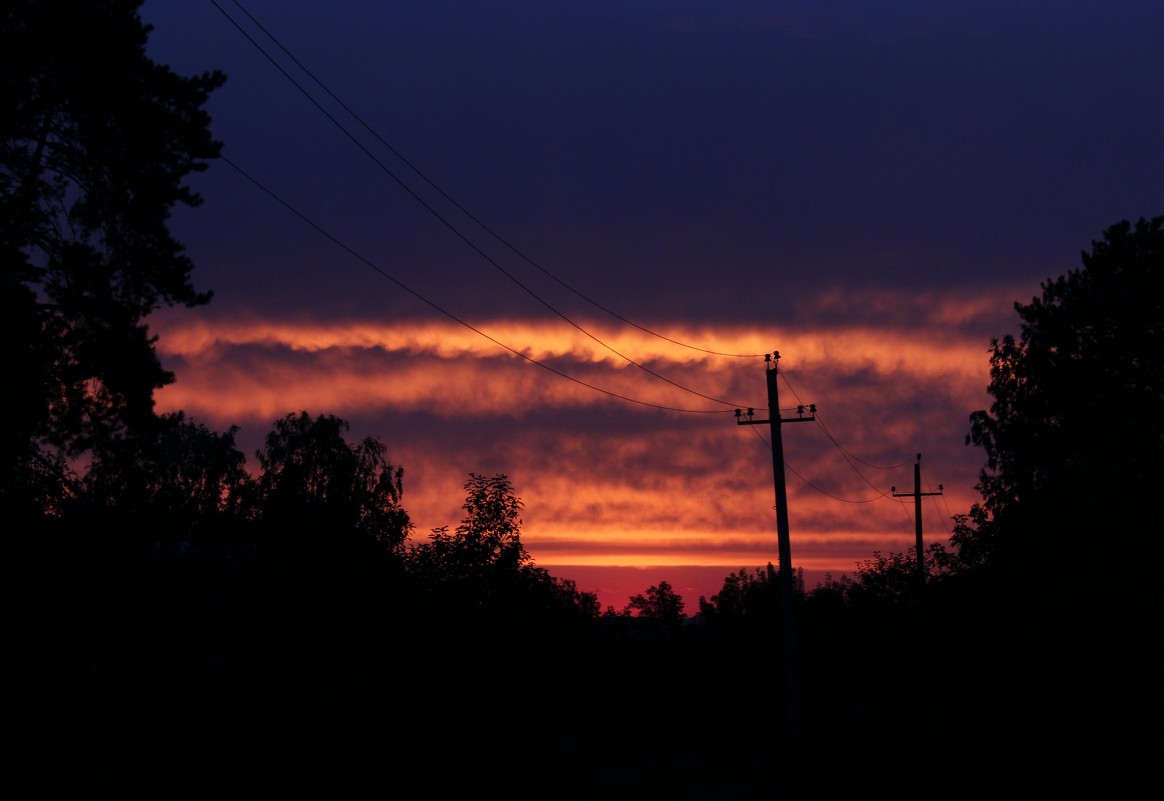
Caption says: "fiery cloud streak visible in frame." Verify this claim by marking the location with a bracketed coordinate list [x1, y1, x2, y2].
[151, 289, 1010, 606]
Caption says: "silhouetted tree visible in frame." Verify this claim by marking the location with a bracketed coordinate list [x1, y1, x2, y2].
[932, 504, 995, 573]
[148, 415, 249, 515]
[408, 473, 531, 589]
[843, 550, 922, 605]
[547, 575, 601, 619]
[624, 579, 685, 626]
[1, 0, 224, 517]
[802, 570, 850, 613]
[966, 215, 1164, 575]
[452, 471, 528, 571]
[915, 218, 1164, 797]
[697, 564, 779, 626]
[254, 412, 410, 554]
[73, 412, 251, 553]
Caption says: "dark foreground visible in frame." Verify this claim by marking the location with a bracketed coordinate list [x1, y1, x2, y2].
[7, 537, 1157, 800]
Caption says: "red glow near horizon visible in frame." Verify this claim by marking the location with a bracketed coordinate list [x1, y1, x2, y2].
[152, 302, 994, 609]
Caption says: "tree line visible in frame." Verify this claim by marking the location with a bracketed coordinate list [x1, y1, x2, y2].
[4, 3, 1160, 798]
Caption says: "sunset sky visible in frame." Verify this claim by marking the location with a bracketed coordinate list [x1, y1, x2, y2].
[137, 0, 1163, 611]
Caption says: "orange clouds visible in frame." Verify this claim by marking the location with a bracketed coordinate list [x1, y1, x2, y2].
[150, 290, 1001, 594]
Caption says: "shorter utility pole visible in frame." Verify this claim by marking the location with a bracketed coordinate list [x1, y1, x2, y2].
[892, 453, 943, 587]
[735, 351, 815, 736]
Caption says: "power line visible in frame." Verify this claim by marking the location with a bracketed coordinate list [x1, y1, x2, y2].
[787, 461, 894, 504]
[780, 367, 917, 478]
[222, 0, 763, 360]
[813, 414, 904, 495]
[921, 464, 952, 535]
[771, 368, 947, 507]
[208, 0, 761, 409]
[746, 423, 892, 504]
[816, 415, 914, 470]
[220, 155, 734, 416]
[204, 1, 963, 542]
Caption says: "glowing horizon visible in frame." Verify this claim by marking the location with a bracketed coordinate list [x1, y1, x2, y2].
[151, 290, 997, 605]
[131, 0, 1162, 612]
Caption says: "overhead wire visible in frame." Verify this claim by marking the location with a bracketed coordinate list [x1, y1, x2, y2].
[222, 0, 763, 361]
[198, 0, 959, 571]
[789, 462, 894, 504]
[768, 365, 969, 522]
[921, 464, 952, 535]
[220, 155, 733, 416]
[208, 0, 758, 412]
[777, 367, 909, 497]
[816, 418, 914, 471]
[209, 1, 962, 539]
[744, 420, 892, 504]
[933, 478, 957, 522]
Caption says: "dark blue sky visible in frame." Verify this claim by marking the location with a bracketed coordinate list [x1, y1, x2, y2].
[137, 1, 1164, 608]
[143, 0, 1163, 322]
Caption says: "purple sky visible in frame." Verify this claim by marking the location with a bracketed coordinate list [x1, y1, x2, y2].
[136, 0, 1164, 610]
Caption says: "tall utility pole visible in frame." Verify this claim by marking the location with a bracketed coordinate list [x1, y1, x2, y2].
[735, 351, 815, 735]
[892, 453, 943, 587]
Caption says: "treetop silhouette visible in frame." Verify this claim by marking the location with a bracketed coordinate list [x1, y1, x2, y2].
[965, 215, 1164, 575]
[2, 0, 225, 516]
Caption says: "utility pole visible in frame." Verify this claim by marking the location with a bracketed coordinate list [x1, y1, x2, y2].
[735, 351, 815, 735]
[892, 453, 943, 587]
